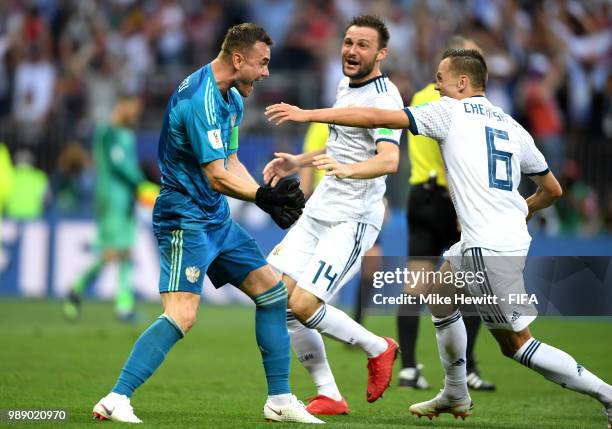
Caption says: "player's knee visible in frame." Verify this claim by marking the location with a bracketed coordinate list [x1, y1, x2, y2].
[103, 250, 119, 262]
[118, 250, 132, 261]
[429, 303, 459, 319]
[282, 275, 298, 298]
[403, 282, 427, 297]
[495, 332, 527, 358]
[179, 314, 197, 333]
[167, 309, 197, 333]
[288, 292, 319, 323]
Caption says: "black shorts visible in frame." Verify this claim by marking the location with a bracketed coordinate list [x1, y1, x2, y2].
[407, 182, 460, 257]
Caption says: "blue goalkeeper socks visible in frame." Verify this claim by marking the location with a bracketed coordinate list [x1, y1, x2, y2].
[112, 284, 289, 398]
[253, 281, 291, 396]
[112, 315, 184, 398]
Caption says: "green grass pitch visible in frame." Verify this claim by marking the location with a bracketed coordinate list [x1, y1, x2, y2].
[0, 299, 610, 428]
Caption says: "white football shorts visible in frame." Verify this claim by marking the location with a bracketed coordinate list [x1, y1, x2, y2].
[267, 214, 379, 303]
[443, 241, 537, 332]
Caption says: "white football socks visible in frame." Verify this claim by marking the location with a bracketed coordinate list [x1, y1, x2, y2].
[268, 393, 292, 407]
[303, 304, 387, 358]
[514, 338, 612, 405]
[432, 309, 469, 400]
[287, 311, 342, 401]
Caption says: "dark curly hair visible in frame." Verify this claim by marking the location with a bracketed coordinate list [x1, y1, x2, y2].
[345, 15, 390, 49]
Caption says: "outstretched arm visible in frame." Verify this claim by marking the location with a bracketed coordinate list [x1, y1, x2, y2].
[265, 103, 410, 129]
[294, 149, 327, 168]
[262, 149, 326, 186]
[313, 141, 399, 180]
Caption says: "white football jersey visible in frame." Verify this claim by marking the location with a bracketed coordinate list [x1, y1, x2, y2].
[405, 96, 549, 251]
[306, 75, 403, 229]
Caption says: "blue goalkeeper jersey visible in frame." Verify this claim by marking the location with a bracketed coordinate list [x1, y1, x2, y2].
[153, 63, 244, 233]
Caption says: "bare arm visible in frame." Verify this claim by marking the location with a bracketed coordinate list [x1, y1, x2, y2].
[313, 141, 400, 180]
[227, 153, 258, 185]
[202, 158, 259, 201]
[207, 155, 305, 210]
[295, 149, 326, 168]
[265, 103, 411, 129]
[262, 149, 326, 186]
[525, 171, 563, 221]
[295, 149, 326, 197]
[299, 166, 315, 198]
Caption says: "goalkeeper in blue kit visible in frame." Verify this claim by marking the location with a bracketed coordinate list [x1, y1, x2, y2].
[92, 23, 322, 424]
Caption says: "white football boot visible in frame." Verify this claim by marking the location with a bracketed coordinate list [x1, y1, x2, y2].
[263, 394, 324, 424]
[409, 390, 473, 420]
[92, 392, 142, 423]
[605, 401, 611, 429]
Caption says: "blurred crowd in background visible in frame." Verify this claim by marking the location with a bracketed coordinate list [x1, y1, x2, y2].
[0, 0, 610, 236]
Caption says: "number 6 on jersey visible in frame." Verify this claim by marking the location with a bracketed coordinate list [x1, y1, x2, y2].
[485, 126, 512, 191]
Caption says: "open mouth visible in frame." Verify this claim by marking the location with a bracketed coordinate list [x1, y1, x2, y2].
[345, 58, 359, 67]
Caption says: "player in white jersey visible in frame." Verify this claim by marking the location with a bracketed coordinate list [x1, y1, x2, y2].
[263, 15, 400, 415]
[266, 48, 612, 428]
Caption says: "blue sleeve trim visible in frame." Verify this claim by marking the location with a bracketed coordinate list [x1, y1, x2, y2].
[375, 137, 400, 146]
[200, 152, 226, 166]
[525, 168, 550, 176]
[403, 108, 419, 135]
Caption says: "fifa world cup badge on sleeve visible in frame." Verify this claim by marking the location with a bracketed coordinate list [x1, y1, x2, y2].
[208, 129, 223, 149]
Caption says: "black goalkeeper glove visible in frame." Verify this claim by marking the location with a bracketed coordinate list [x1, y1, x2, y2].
[258, 203, 302, 229]
[255, 178, 305, 229]
[255, 177, 305, 210]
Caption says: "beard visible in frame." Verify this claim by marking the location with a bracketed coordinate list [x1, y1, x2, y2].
[343, 56, 377, 80]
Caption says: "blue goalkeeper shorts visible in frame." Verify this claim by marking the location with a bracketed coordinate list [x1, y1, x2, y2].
[156, 220, 267, 294]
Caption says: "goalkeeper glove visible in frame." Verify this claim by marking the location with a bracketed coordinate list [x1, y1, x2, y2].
[255, 177, 305, 209]
[255, 177, 305, 229]
[258, 203, 302, 229]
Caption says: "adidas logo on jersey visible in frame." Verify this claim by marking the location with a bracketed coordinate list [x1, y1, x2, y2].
[178, 76, 190, 92]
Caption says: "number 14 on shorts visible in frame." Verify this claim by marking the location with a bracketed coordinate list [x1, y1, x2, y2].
[313, 260, 338, 291]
